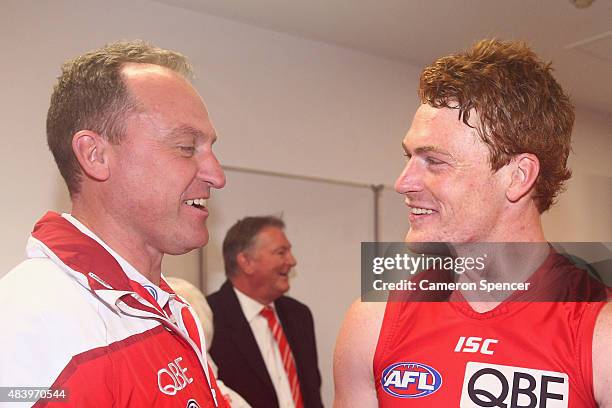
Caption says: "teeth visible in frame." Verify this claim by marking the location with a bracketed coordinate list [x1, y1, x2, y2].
[410, 207, 433, 215]
[185, 198, 207, 207]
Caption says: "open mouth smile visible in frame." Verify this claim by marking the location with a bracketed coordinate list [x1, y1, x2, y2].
[184, 198, 207, 210]
[408, 206, 435, 215]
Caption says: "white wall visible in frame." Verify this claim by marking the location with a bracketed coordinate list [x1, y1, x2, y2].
[1, 1, 415, 405]
[543, 107, 612, 241]
[1, 0, 416, 274]
[1, 0, 611, 406]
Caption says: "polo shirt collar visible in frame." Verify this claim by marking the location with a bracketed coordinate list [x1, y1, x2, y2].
[61, 213, 170, 309]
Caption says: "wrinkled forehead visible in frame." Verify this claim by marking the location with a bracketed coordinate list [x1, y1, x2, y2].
[120, 63, 189, 93]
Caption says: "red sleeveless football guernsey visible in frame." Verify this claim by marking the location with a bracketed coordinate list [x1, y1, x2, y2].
[374, 251, 609, 407]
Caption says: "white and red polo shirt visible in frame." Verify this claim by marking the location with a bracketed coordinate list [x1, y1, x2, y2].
[0, 212, 228, 408]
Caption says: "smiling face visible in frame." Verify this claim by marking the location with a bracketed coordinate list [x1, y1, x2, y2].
[395, 104, 509, 243]
[105, 63, 225, 256]
[244, 226, 297, 304]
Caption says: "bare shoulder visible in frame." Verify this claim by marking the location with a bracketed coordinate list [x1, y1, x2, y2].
[593, 301, 612, 408]
[333, 298, 387, 408]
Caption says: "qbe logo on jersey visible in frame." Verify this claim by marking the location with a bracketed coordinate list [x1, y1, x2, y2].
[460, 362, 568, 407]
[381, 362, 442, 398]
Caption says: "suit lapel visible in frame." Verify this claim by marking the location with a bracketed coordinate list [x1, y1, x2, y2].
[219, 282, 276, 392]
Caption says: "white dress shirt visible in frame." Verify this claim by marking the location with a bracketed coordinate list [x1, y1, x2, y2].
[233, 287, 296, 408]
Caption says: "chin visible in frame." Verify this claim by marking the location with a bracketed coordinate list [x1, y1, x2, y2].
[277, 284, 290, 295]
[405, 230, 436, 244]
[166, 234, 209, 255]
[188, 228, 210, 248]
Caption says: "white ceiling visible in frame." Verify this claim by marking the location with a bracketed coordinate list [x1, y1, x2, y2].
[154, 0, 612, 114]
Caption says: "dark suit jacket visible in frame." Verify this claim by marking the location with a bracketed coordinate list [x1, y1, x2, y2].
[207, 281, 323, 408]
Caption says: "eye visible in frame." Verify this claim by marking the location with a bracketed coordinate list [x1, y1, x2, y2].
[178, 146, 196, 156]
[425, 156, 445, 165]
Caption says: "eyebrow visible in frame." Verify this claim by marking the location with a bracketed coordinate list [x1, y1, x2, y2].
[402, 142, 454, 158]
[168, 125, 217, 143]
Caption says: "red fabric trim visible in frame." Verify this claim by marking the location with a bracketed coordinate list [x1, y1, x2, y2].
[181, 307, 202, 352]
[32, 212, 132, 291]
[32, 212, 166, 321]
[49, 326, 167, 390]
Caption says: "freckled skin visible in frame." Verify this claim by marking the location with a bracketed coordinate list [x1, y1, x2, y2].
[395, 104, 509, 243]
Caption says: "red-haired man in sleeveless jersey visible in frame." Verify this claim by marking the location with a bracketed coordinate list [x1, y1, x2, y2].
[334, 39, 610, 408]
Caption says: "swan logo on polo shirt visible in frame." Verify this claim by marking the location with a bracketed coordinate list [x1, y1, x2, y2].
[381, 362, 443, 398]
[143, 284, 158, 301]
[186, 399, 200, 408]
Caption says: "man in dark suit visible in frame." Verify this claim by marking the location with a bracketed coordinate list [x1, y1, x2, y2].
[207, 216, 323, 408]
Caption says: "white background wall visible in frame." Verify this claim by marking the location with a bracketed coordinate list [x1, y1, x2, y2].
[2, 0, 611, 406]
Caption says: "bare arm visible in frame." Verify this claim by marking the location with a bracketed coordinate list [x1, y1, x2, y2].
[593, 302, 612, 408]
[333, 299, 386, 408]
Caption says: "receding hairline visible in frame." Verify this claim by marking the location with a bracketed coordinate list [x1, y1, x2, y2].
[120, 61, 191, 80]
[118, 62, 196, 100]
[117, 61, 216, 138]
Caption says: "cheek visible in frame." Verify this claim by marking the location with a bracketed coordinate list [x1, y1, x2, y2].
[439, 178, 494, 222]
[148, 160, 195, 195]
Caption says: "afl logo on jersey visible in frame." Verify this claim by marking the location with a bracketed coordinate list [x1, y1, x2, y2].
[381, 362, 443, 398]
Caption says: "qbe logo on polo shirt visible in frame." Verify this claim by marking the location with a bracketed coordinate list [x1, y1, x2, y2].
[460, 362, 568, 407]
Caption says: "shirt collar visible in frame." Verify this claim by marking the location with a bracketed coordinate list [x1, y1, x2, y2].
[61, 213, 170, 308]
[233, 286, 274, 322]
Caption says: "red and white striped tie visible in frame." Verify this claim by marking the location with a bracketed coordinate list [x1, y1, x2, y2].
[260, 306, 304, 408]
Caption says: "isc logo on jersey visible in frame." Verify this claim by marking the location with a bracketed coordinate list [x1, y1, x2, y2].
[460, 362, 568, 408]
[381, 362, 443, 398]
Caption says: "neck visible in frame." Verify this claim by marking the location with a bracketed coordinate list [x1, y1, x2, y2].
[485, 199, 546, 242]
[230, 277, 273, 306]
[454, 204, 549, 312]
[71, 198, 163, 285]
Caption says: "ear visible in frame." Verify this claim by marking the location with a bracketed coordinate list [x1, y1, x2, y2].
[72, 130, 111, 182]
[236, 252, 253, 276]
[505, 154, 540, 203]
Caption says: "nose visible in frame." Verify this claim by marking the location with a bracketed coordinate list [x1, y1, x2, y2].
[198, 150, 226, 189]
[395, 158, 423, 194]
[286, 251, 297, 267]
